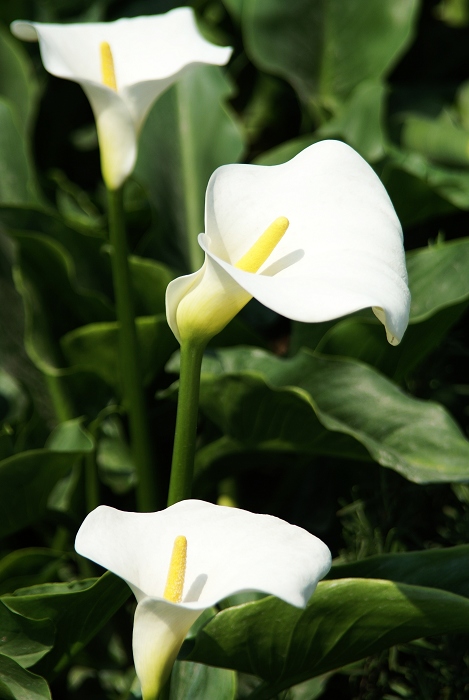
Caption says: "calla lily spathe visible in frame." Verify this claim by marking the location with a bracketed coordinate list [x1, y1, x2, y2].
[11, 9, 232, 189]
[167, 139, 411, 346]
[75, 499, 331, 699]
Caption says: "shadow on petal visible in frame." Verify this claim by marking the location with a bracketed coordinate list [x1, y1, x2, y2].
[184, 573, 208, 603]
[261, 249, 304, 277]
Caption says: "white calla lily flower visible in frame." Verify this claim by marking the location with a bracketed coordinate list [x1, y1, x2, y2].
[11, 9, 232, 189]
[166, 139, 410, 346]
[75, 499, 331, 699]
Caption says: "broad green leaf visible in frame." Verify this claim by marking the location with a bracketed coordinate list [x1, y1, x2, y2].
[61, 314, 178, 389]
[188, 578, 469, 698]
[170, 661, 236, 700]
[0, 24, 38, 133]
[45, 418, 94, 453]
[385, 145, 469, 211]
[2, 208, 112, 299]
[0, 601, 53, 668]
[315, 81, 387, 162]
[328, 545, 469, 598]
[0, 369, 28, 426]
[2, 573, 130, 678]
[379, 158, 455, 227]
[0, 654, 51, 700]
[96, 415, 135, 495]
[198, 348, 469, 483]
[0, 445, 90, 538]
[129, 255, 174, 317]
[243, 0, 419, 108]
[406, 237, 469, 321]
[401, 111, 469, 168]
[13, 232, 113, 373]
[222, 0, 243, 22]
[134, 64, 244, 272]
[315, 305, 467, 381]
[0, 549, 64, 596]
[0, 98, 39, 205]
[198, 372, 366, 461]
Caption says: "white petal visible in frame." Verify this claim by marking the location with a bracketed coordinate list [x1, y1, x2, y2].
[11, 10, 232, 186]
[203, 140, 410, 343]
[167, 254, 252, 343]
[75, 500, 331, 609]
[166, 268, 205, 345]
[82, 82, 136, 189]
[133, 598, 202, 699]
[11, 10, 231, 88]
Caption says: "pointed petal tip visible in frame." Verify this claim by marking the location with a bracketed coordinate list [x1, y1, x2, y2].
[10, 20, 38, 42]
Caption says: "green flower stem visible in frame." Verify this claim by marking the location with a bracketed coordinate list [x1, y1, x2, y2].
[167, 340, 205, 505]
[107, 186, 160, 512]
[84, 450, 100, 513]
[45, 374, 74, 423]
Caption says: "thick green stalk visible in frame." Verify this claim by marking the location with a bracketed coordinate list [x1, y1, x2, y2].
[107, 187, 160, 511]
[45, 374, 74, 423]
[84, 450, 100, 513]
[177, 81, 204, 272]
[167, 340, 205, 505]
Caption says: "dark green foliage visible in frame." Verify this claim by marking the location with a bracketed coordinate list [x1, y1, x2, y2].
[1, 0, 469, 698]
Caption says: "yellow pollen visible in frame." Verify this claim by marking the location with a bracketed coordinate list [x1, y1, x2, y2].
[100, 41, 117, 90]
[163, 536, 187, 603]
[235, 216, 290, 273]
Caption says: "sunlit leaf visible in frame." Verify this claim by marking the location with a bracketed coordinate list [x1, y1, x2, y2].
[0, 601, 53, 668]
[197, 347, 469, 483]
[2, 573, 130, 678]
[0, 654, 51, 700]
[188, 578, 469, 697]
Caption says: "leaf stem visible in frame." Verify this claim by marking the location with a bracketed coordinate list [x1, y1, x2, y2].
[84, 450, 100, 513]
[177, 80, 204, 272]
[167, 340, 205, 505]
[107, 186, 160, 512]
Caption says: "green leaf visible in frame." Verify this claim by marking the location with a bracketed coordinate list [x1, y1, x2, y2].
[0, 440, 91, 538]
[0, 369, 28, 426]
[45, 418, 94, 453]
[2, 208, 112, 300]
[12, 232, 113, 374]
[198, 371, 366, 462]
[385, 145, 469, 212]
[129, 255, 174, 317]
[316, 81, 387, 162]
[198, 347, 469, 483]
[188, 579, 469, 698]
[314, 307, 467, 382]
[0, 600, 53, 668]
[134, 65, 244, 272]
[0, 24, 38, 133]
[327, 545, 469, 598]
[406, 237, 469, 321]
[379, 158, 455, 227]
[61, 314, 178, 389]
[0, 98, 39, 205]
[0, 654, 51, 700]
[401, 112, 469, 168]
[170, 661, 236, 700]
[243, 0, 419, 108]
[0, 549, 64, 597]
[2, 573, 130, 678]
